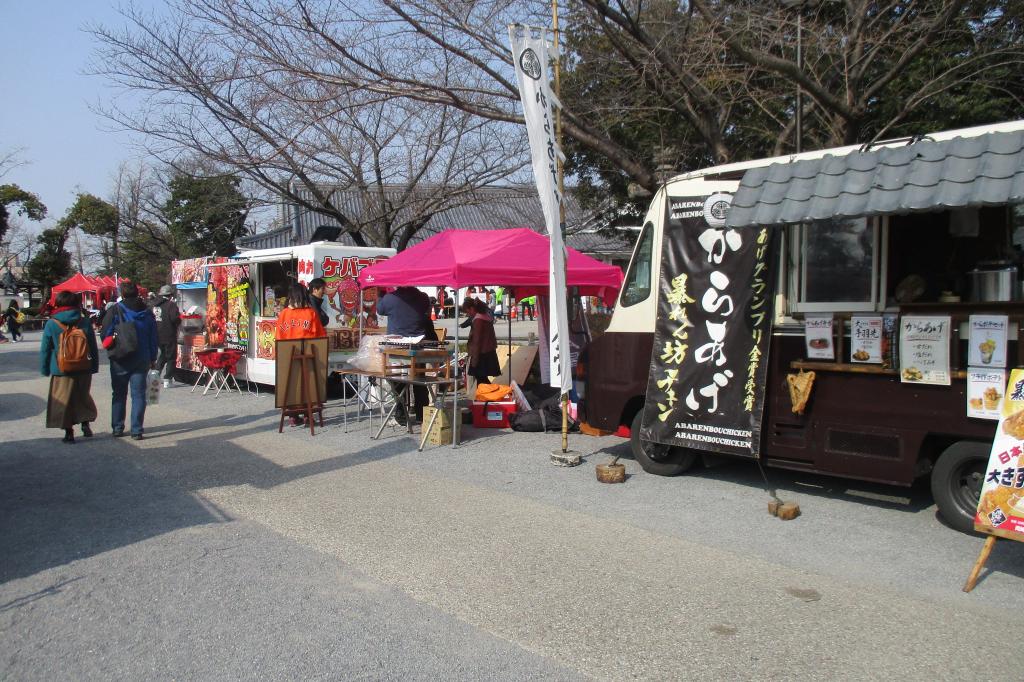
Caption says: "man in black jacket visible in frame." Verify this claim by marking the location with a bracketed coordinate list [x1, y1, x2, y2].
[308, 278, 331, 328]
[151, 285, 181, 388]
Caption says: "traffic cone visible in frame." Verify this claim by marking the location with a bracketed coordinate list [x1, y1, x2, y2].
[511, 304, 517, 320]
[431, 307, 437, 321]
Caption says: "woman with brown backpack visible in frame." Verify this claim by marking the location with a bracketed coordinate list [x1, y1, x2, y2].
[38, 291, 100, 443]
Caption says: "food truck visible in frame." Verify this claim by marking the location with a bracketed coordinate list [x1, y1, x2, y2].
[583, 120, 1024, 533]
[171, 243, 395, 385]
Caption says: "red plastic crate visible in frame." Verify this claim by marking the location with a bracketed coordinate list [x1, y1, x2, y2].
[470, 400, 517, 428]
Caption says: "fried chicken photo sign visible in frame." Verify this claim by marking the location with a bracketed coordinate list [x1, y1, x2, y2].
[976, 368, 1024, 539]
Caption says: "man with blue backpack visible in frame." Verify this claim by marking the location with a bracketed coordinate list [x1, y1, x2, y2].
[100, 282, 158, 440]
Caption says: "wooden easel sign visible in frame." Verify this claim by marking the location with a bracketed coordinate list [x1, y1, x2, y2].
[964, 367, 1024, 592]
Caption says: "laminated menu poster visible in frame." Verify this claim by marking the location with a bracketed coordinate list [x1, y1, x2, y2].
[850, 316, 883, 363]
[898, 315, 951, 385]
[968, 314, 1008, 368]
[967, 369, 1006, 420]
[804, 315, 834, 360]
[974, 368, 1024, 538]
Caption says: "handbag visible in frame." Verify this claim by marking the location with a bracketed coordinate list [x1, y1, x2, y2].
[107, 304, 139, 360]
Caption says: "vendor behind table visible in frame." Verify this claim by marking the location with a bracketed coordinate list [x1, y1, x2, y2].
[377, 286, 438, 423]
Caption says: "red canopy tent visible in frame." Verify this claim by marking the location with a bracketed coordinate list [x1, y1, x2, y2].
[356, 228, 623, 305]
[48, 273, 108, 306]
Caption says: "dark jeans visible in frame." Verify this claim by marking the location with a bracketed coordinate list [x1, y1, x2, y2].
[6, 319, 20, 340]
[110, 361, 148, 436]
[521, 303, 534, 320]
[389, 380, 428, 421]
[156, 342, 177, 381]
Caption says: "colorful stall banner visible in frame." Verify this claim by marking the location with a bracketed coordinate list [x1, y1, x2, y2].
[968, 368, 1007, 420]
[968, 315, 1008, 368]
[899, 316, 951, 385]
[254, 317, 277, 360]
[640, 195, 779, 458]
[850, 316, 883, 364]
[170, 257, 210, 284]
[804, 314, 834, 360]
[974, 368, 1024, 538]
[224, 264, 250, 350]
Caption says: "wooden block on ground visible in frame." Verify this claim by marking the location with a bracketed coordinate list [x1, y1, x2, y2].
[777, 502, 801, 520]
[768, 499, 782, 516]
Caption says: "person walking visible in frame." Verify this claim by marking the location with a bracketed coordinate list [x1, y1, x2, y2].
[100, 282, 158, 440]
[6, 299, 23, 342]
[519, 295, 536, 321]
[150, 285, 181, 388]
[462, 298, 500, 389]
[377, 285, 434, 424]
[276, 282, 327, 427]
[39, 291, 99, 443]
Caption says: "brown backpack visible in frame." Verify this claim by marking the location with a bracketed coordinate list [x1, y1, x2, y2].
[54, 320, 92, 373]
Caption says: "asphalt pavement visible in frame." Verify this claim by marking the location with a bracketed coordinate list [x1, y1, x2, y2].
[3, 328, 1024, 680]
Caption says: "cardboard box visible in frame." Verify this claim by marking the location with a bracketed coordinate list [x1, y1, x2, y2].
[423, 406, 454, 445]
[470, 400, 517, 428]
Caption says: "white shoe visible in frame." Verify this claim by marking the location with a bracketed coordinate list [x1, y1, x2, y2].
[163, 380, 172, 388]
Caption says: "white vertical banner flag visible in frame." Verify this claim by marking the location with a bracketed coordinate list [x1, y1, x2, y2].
[509, 24, 572, 393]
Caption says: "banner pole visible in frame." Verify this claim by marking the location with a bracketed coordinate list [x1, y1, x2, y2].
[552, 1, 572, 457]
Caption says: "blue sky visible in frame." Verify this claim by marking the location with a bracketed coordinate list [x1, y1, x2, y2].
[0, 1, 140, 228]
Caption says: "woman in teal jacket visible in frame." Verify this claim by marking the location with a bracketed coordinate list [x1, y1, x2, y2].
[39, 291, 99, 443]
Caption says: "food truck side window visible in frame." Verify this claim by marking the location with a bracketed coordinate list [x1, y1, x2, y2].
[793, 217, 878, 311]
[621, 221, 655, 307]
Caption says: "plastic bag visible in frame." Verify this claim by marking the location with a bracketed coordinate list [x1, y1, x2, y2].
[346, 333, 388, 373]
[146, 369, 162, 405]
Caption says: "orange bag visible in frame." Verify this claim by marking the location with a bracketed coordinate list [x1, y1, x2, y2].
[475, 383, 512, 402]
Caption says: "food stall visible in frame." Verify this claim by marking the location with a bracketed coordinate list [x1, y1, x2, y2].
[172, 243, 394, 385]
[584, 120, 1024, 533]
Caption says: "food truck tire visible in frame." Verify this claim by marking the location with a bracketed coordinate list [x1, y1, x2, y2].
[630, 412, 698, 476]
[931, 441, 987, 534]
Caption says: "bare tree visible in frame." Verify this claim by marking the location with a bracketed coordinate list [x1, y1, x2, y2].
[89, 0, 532, 249]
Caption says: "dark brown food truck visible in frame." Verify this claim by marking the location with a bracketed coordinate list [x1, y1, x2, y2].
[583, 120, 1024, 533]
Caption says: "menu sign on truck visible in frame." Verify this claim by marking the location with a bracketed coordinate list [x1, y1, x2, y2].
[967, 369, 1006, 420]
[850, 316, 883, 363]
[804, 315, 834, 360]
[968, 315, 1008, 368]
[640, 195, 778, 458]
[974, 368, 1024, 539]
[898, 316, 951, 385]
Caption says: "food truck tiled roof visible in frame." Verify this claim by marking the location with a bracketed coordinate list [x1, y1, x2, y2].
[727, 129, 1024, 228]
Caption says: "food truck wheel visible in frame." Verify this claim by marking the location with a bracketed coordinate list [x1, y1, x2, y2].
[630, 412, 698, 476]
[931, 441, 987, 534]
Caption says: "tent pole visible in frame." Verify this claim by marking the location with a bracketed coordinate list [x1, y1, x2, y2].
[507, 288, 513, 386]
[453, 287, 460, 448]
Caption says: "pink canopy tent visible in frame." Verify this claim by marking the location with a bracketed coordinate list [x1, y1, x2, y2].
[356, 228, 623, 305]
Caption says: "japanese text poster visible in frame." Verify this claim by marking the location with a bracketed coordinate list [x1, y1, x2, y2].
[899, 315, 951, 385]
[850, 316, 883, 364]
[640, 194, 779, 458]
[974, 368, 1024, 538]
[968, 369, 1006, 420]
[804, 314, 834, 360]
[968, 314, 1008, 368]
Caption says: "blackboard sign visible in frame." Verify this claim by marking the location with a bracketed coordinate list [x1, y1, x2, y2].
[639, 195, 778, 457]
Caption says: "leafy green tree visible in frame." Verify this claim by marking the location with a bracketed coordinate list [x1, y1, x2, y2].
[26, 226, 72, 303]
[0, 184, 47, 240]
[163, 173, 250, 257]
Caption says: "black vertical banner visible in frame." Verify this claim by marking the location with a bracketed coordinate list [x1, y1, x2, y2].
[639, 195, 779, 458]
